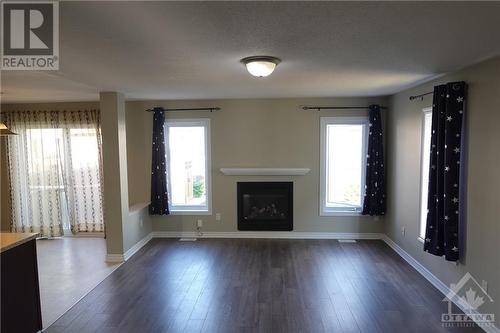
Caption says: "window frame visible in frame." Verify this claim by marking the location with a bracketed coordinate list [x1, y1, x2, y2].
[319, 116, 369, 216]
[418, 107, 433, 242]
[164, 118, 212, 215]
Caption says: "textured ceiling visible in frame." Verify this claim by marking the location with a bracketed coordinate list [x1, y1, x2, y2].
[2, 1, 500, 103]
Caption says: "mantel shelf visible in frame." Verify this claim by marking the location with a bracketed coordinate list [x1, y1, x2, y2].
[220, 168, 310, 176]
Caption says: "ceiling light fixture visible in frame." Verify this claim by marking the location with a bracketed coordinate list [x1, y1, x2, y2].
[241, 56, 281, 77]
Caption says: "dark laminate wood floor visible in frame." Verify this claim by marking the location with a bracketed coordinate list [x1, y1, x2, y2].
[45, 239, 484, 333]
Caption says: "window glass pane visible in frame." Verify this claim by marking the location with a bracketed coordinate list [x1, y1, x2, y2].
[26, 128, 65, 186]
[326, 124, 364, 209]
[70, 128, 99, 172]
[25, 127, 102, 230]
[168, 125, 207, 208]
[420, 112, 433, 239]
[69, 128, 101, 227]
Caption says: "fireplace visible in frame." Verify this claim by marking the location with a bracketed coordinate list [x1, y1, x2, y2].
[237, 182, 293, 231]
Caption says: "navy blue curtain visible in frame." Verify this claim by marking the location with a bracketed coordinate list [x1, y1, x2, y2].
[149, 107, 170, 215]
[362, 105, 386, 216]
[424, 82, 466, 262]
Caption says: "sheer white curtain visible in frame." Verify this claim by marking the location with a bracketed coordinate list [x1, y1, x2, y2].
[4, 110, 104, 237]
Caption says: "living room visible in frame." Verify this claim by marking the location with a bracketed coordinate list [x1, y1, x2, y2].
[1, 2, 499, 332]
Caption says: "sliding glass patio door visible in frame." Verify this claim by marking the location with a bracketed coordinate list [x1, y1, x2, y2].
[4, 110, 104, 237]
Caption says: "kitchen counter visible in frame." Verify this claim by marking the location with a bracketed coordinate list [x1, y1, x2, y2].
[0, 232, 38, 253]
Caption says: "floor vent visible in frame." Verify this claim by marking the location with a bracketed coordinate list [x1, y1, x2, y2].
[338, 239, 357, 243]
[179, 238, 198, 242]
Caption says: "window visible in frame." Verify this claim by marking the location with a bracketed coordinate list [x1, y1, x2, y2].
[419, 108, 433, 241]
[320, 117, 368, 215]
[165, 119, 211, 214]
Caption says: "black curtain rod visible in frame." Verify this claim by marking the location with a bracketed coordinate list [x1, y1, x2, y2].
[302, 106, 387, 111]
[145, 107, 221, 112]
[409, 92, 433, 101]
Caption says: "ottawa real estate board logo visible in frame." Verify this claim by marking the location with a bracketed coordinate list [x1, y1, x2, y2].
[1, 1, 59, 70]
[442, 272, 495, 329]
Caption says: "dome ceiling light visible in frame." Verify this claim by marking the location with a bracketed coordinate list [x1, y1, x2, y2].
[240, 56, 281, 77]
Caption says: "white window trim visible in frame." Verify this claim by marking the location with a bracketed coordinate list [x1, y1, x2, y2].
[319, 116, 369, 216]
[418, 107, 432, 242]
[165, 118, 212, 215]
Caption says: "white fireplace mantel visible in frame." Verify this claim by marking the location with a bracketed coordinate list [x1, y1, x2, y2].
[220, 168, 310, 176]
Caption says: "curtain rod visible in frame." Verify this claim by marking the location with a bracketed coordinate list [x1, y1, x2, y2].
[301, 106, 387, 111]
[145, 107, 221, 112]
[409, 92, 433, 101]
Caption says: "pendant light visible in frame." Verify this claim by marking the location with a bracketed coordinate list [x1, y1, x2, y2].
[0, 122, 17, 136]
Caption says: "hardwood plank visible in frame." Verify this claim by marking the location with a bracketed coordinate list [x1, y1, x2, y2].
[47, 239, 485, 333]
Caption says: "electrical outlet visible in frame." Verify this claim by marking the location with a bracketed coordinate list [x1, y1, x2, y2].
[139, 218, 143, 228]
[215, 213, 221, 221]
[197, 219, 203, 228]
[401, 226, 406, 237]
[481, 280, 488, 293]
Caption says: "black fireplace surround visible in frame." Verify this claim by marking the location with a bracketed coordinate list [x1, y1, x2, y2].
[237, 182, 293, 231]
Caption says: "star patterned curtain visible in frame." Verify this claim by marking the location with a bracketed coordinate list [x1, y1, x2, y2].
[424, 81, 467, 262]
[362, 105, 386, 216]
[149, 107, 170, 215]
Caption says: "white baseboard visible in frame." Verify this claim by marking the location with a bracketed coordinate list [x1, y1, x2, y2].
[381, 235, 449, 295]
[105, 253, 124, 263]
[382, 235, 499, 333]
[152, 231, 384, 240]
[106, 232, 153, 263]
[123, 232, 153, 261]
[107, 231, 382, 261]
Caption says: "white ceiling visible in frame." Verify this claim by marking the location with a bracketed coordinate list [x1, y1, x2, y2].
[2, 1, 500, 103]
